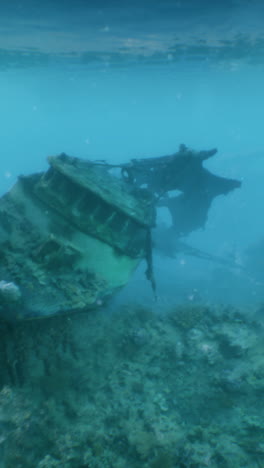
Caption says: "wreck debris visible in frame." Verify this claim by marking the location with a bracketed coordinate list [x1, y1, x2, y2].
[0, 146, 241, 321]
[120, 144, 241, 236]
[0, 153, 155, 321]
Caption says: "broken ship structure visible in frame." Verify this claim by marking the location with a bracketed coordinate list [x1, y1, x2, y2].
[0, 146, 241, 321]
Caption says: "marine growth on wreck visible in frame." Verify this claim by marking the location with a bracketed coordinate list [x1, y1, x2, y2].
[0, 145, 241, 321]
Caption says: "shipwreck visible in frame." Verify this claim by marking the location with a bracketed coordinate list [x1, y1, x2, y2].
[0, 145, 241, 321]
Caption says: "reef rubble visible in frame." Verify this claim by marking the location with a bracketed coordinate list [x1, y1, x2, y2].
[0, 302, 263, 467]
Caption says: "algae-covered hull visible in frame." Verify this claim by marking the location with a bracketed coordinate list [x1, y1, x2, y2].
[0, 154, 155, 321]
[0, 146, 241, 321]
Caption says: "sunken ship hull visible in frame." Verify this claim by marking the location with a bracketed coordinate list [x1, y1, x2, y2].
[0, 146, 241, 321]
[0, 154, 155, 321]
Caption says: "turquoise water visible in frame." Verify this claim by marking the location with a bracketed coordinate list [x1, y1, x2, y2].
[1, 1, 264, 466]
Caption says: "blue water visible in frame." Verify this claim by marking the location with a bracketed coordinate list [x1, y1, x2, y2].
[1, 3, 264, 467]
[1, 0, 264, 307]
[2, 56, 264, 306]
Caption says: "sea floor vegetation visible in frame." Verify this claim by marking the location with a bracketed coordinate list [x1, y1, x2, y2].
[0, 301, 264, 467]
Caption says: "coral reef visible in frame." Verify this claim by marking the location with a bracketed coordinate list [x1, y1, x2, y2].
[0, 302, 263, 467]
